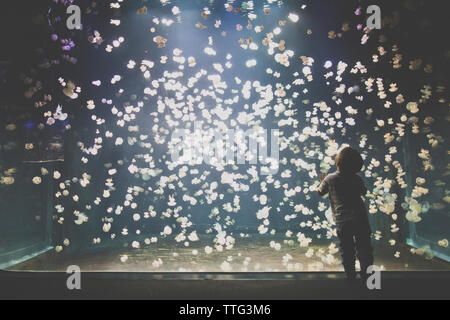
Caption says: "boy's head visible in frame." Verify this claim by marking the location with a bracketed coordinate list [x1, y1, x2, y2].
[335, 147, 364, 174]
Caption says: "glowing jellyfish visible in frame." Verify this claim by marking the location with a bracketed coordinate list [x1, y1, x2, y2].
[288, 13, 299, 23]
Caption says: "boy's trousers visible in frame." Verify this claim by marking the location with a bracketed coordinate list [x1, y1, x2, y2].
[336, 215, 374, 277]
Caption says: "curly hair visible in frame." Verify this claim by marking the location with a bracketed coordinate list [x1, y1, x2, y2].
[335, 147, 364, 174]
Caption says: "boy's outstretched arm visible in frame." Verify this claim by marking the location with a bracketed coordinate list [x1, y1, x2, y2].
[317, 174, 328, 197]
[359, 176, 368, 196]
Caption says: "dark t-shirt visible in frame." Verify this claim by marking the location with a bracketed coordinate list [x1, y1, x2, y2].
[318, 171, 368, 224]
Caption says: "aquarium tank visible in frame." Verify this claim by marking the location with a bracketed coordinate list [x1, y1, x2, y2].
[0, 0, 448, 273]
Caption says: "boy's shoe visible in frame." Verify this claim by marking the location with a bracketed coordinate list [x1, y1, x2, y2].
[360, 272, 370, 283]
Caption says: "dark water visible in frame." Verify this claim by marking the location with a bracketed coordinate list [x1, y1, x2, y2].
[0, 0, 448, 271]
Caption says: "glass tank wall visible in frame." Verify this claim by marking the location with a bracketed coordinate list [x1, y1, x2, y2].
[0, 0, 448, 272]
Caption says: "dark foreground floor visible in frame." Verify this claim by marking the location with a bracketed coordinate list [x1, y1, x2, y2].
[10, 241, 449, 272]
[1, 272, 449, 300]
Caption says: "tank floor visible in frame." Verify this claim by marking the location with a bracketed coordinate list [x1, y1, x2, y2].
[9, 238, 449, 272]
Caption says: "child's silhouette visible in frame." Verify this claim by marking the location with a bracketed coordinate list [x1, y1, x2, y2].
[317, 147, 374, 280]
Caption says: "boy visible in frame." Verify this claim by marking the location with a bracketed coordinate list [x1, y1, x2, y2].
[317, 147, 374, 280]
